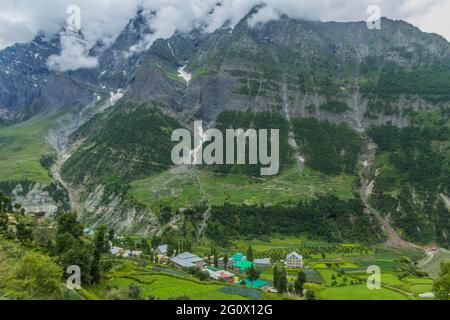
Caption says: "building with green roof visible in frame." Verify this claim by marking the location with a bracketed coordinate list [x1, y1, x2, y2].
[231, 252, 244, 262]
[243, 279, 269, 288]
[233, 259, 254, 271]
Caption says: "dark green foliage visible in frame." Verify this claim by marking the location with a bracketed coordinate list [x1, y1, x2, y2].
[185, 267, 209, 281]
[277, 268, 288, 293]
[294, 271, 306, 296]
[62, 102, 183, 186]
[40, 153, 57, 170]
[59, 239, 93, 284]
[363, 63, 450, 99]
[208, 111, 292, 176]
[205, 195, 384, 245]
[292, 118, 362, 175]
[44, 181, 71, 212]
[319, 100, 349, 114]
[368, 124, 450, 246]
[364, 100, 399, 119]
[55, 212, 96, 284]
[128, 284, 141, 299]
[273, 266, 279, 290]
[245, 266, 260, 282]
[433, 262, 450, 300]
[0, 192, 11, 231]
[368, 124, 449, 193]
[0, 180, 34, 197]
[16, 223, 33, 243]
[218, 286, 262, 299]
[247, 245, 254, 262]
[56, 212, 83, 240]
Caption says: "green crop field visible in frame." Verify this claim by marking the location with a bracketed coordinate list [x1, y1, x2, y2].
[129, 165, 355, 210]
[91, 261, 250, 300]
[317, 269, 340, 286]
[109, 274, 248, 300]
[316, 284, 409, 300]
[418, 249, 450, 278]
[0, 110, 63, 183]
[352, 272, 407, 287]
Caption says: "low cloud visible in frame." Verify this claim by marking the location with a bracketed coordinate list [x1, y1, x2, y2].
[0, 0, 447, 72]
[47, 31, 98, 72]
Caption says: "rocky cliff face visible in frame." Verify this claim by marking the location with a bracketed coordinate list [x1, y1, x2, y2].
[0, 11, 449, 235]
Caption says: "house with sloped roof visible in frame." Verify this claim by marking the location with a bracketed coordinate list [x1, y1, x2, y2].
[231, 252, 244, 262]
[156, 244, 168, 256]
[171, 252, 204, 269]
[110, 246, 123, 256]
[285, 251, 303, 268]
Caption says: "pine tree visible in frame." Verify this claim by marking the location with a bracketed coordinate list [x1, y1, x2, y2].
[273, 266, 279, 290]
[294, 271, 307, 296]
[278, 268, 288, 293]
[247, 245, 254, 262]
[223, 254, 229, 270]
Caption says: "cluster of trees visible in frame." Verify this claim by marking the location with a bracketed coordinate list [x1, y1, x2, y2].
[272, 266, 308, 297]
[319, 100, 349, 114]
[368, 124, 450, 246]
[0, 191, 64, 299]
[208, 111, 293, 176]
[364, 100, 399, 119]
[292, 118, 362, 175]
[0, 192, 11, 232]
[53, 213, 110, 285]
[433, 262, 450, 300]
[364, 63, 450, 99]
[166, 239, 193, 257]
[369, 124, 449, 193]
[205, 195, 384, 246]
[62, 103, 182, 187]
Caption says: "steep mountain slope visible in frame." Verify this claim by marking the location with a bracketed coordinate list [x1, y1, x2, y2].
[0, 11, 449, 245]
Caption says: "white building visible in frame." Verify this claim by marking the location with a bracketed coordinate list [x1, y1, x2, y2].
[254, 258, 271, 267]
[285, 252, 303, 268]
[156, 244, 168, 256]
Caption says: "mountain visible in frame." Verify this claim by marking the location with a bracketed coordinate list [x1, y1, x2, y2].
[0, 11, 449, 246]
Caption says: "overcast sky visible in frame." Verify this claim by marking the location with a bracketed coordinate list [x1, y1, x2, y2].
[1, 0, 449, 70]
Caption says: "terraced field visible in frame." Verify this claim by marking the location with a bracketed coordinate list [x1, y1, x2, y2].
[88, 261, 257, 300]
[109, 274, 248, 300]
[129, 165, 355, 210]
[0, 111, 63, 183]
[316, 284, 409, 300]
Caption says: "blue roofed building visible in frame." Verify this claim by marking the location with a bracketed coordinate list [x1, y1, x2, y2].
[171, 252, 204, 269]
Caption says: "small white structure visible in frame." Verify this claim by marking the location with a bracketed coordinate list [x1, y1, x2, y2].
[254, 258, 271, 267]
[110, 246, 123, 256]
[124, 250, 142, 258]
[156, 244, 168, 256]
[110, 246, 141, 258]
[285, 251, 303, 268]
[419, 293, 435, 298]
